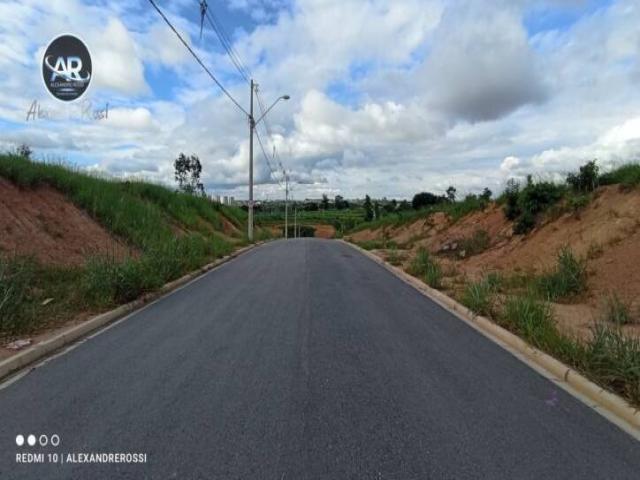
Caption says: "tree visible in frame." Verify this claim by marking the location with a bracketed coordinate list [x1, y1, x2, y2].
[334, 195, 348, 210]
[567, 160, 599, 193]
[17, 144, 32, 159]
[446, 185, 457, 203]
[480, 187, 492, 202]
[174, 153, 205, 196]
[412, 192, 446, 210]
[503, 179, 521, 220]
[363, 195, 373, 221]
[373, 201, 380, 220]
[321, 193, 330, 210]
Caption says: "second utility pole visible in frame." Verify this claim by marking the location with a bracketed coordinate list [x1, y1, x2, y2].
[284, 172, 289, 239]
[247, 79, 255, 241]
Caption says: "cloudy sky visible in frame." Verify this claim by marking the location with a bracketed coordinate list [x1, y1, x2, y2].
[1, 0, 639, 200]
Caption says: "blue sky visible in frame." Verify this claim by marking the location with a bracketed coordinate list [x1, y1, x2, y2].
[1, 0, 639, 199]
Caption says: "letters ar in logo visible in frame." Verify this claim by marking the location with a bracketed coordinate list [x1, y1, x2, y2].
[42, 35, 92, 102]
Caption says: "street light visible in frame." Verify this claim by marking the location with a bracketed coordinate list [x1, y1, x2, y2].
[247, 81, 290, 241]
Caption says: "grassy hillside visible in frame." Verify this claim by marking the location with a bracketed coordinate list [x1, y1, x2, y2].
[0, 154, 266, 338]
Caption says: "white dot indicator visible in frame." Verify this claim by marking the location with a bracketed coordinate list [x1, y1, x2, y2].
[27, 435, 36, 447]
[16, 435, 24, 446]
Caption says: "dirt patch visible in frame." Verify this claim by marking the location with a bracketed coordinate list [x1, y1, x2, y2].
[313, 224, 336, 239]
[0, 179, 135, 266]
[221, 216, 241, 237]
[351, 185, 640, 339]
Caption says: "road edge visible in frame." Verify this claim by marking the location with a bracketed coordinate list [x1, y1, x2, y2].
[0, 242, 265, 382]
[341, 239, 640, 440]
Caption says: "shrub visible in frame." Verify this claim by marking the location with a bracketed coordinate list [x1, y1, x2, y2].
[566, 193, 591, 215]
[567, 160, 599, 193]
[503, 179, 521, 220]
[513, 210, 535, 235]
[460, 229, 490, 256]
[603, 294, 632, 326]
[537, 247, 587, 301]
[519, 177, 565, 216]
[599, 163, 640, 188]
[503, 176, 565, 234]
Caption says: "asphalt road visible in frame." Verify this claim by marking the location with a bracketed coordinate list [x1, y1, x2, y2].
[0, 239, 638, 479]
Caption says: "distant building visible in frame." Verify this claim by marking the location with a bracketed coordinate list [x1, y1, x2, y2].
[215, 195, 221, 203]
[228, 196, 235, 205]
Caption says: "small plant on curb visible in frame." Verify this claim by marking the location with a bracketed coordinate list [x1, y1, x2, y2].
[537, 247, 587, 301]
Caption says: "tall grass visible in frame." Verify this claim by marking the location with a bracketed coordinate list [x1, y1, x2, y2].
[0, 154, 247, 337]
[599, 163, 640, 188]
[409, 248, 442, 288]
[537, 247, 587, 301]
[0, 257, 35, 334]
[462, 276, 499, 317]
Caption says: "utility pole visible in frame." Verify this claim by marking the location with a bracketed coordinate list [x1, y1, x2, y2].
[294, 204, 297, 239]
[248, 79, 255, 241]
[284, 172, 289, 239]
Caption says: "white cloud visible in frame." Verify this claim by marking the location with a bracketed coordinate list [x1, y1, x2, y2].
[2, 0, 640, 200]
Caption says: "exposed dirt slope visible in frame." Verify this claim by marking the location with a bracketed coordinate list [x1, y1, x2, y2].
[347, 185, 640, 338]
[0, 178, 134, 266]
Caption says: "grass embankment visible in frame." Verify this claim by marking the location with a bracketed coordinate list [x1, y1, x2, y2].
[0, 154, 263, 338]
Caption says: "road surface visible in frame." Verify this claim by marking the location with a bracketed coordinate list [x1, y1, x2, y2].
[0, 239, 638, 479]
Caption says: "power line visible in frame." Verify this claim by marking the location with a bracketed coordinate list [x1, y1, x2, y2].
[255, 128, 284, 188]
[200, 1, 252, 83]
[255, 88, 287, 175]
[147, 0, 249, 116]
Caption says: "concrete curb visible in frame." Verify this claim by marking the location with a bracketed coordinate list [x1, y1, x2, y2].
[0, 242, 263, 382]
[341, 240, 640, 438]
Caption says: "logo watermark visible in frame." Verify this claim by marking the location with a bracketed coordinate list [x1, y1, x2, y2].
[42, 35, 92, 102]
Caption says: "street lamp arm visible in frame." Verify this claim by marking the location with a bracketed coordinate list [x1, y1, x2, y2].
[254, 95, 290, 126]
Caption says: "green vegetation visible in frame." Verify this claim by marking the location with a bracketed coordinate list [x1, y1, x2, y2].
[409, 247, 442, 289]
[460, 229, 490, 256]
[462, 276, 498, 317]
[502, 175, 566, 234]
[603, 294, 633, 326]
[502, 294, 560, 350]
[599, 162, 640, 188]
[582, 324, 640, 405]
[567, 159, 599, 193]
[537, 247, 587, 301]
[0, 257, 35, 334]
[0, 154, 251, 338]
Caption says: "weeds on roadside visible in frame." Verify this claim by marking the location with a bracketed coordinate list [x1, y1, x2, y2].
[501, 294, 560, 350]
[582, 324, 640, 405]
[537, 247, 587, 301]
[0, 256, 35, 334]
[409, 247, 442, 288]
[603, 294, 633, 326]
[462, 276, 499, 317]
